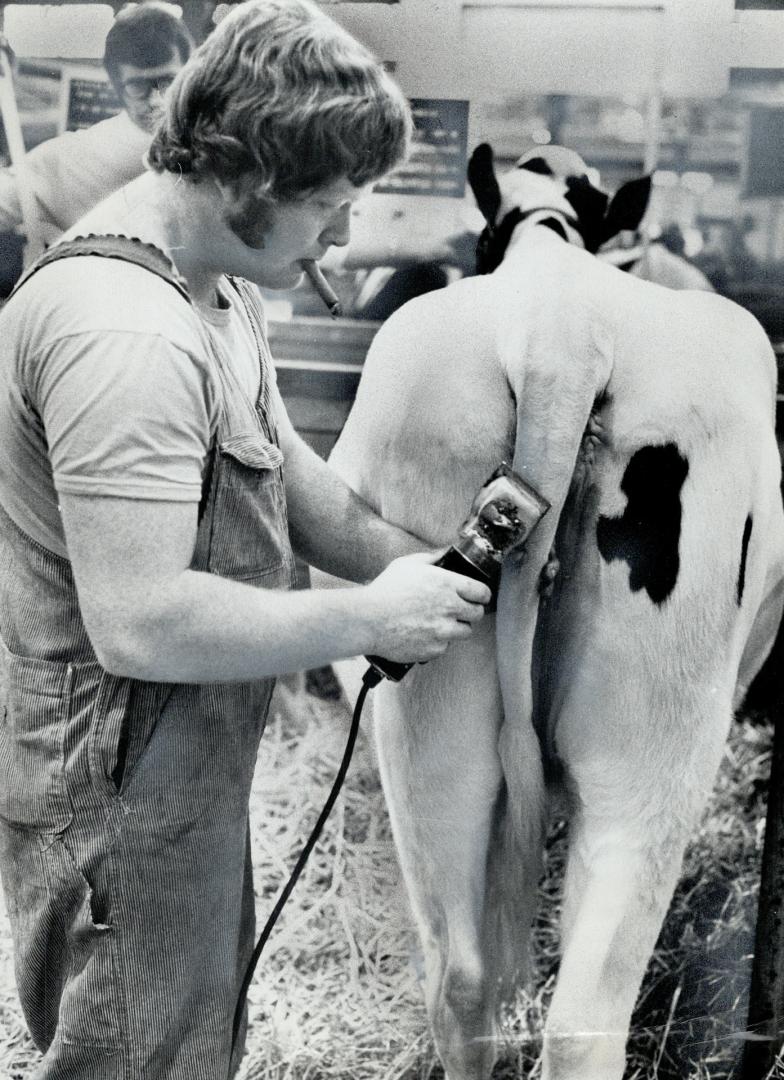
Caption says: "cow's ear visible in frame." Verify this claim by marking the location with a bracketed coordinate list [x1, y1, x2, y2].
[468, 143, 502, 226]
[601, 175, 652, 245]
[564, 175, 609, 253]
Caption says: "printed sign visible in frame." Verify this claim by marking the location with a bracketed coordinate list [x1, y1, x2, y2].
[745, 107, 784, 197]
[63, 73, 120, 131]
[375, 98, 470, 199]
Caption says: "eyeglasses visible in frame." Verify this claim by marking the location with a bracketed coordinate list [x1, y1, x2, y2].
[120, 74, 176, 102]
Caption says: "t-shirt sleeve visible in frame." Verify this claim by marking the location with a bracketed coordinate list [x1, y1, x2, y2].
[31, 329, 218, 501]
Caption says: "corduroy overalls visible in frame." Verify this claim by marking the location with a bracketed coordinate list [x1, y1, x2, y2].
[0, 237, 296, 1078]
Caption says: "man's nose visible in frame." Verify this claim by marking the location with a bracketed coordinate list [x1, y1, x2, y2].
[321, 203, 352, 248]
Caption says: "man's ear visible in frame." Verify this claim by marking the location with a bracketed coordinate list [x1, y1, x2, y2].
[601, 175, 652, 246]
[468, 143, 502, 227]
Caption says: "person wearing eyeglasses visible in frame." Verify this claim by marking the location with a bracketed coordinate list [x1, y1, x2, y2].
[104, 3, 192, 137]
[0, 3, 193, 249]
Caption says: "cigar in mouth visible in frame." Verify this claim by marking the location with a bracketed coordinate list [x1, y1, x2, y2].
[300, 259, 343, 319]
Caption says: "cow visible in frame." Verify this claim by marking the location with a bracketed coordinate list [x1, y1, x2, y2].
[314, 143, 784, 1080]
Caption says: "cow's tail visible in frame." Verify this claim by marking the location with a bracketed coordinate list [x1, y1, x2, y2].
[482, 717, 547, 1005]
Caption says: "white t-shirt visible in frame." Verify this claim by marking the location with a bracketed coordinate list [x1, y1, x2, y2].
[0, 253, 272, 558]
[0, 112, 150, 241]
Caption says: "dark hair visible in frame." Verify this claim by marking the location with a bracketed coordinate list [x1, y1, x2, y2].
[147, 0, 411, 202]
[104, 3, 194, 93]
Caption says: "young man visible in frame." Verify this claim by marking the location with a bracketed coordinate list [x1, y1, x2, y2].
[0, 3, 193, 243]
[0, 2, 490, 1077]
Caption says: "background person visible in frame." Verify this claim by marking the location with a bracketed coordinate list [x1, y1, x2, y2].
[0, 2, 490, 1077]
[0, 2, 192, 247]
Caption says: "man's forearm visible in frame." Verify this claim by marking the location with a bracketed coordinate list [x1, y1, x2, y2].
[60, 486, 484, 686]
[283, 433, 430, 582]
[90, 555, 488, 685]
[96, 567, 376, 682]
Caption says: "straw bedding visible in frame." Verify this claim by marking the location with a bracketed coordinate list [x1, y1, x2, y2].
[0, 680, 780, 1080]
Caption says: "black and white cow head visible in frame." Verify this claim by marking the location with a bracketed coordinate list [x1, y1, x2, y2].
[467, 142, 652, 274]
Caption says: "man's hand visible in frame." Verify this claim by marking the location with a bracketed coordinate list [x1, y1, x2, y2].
[362, 552, 491, 664]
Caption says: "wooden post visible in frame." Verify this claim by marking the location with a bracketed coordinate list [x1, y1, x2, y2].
[742, 627, 784, 1078]
[0, 36, 44, 263]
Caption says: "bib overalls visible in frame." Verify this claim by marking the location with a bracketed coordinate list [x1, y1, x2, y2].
[0, 237, 296, 1078]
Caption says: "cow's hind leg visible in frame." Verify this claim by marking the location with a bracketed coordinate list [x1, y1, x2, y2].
[542, 696, 734, 1080]
[373, 624, 528, 1080]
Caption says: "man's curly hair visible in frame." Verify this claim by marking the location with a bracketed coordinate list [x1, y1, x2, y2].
[147, 0, 411, 205]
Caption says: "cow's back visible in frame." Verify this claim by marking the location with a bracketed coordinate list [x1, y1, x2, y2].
[330, 236, 783, 717]
[332, 231, 782, 647]
[329, 273, 517, 546]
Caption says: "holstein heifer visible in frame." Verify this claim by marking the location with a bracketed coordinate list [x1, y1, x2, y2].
[321, 144, 784, 1080]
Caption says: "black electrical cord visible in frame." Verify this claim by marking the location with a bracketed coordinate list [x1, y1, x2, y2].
[229, 664, 382, 1064]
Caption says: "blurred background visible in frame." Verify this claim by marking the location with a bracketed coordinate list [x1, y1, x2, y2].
[1, 0, 783, 457]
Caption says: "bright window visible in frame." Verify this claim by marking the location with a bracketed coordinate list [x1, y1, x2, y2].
[4, 5, 115, 59]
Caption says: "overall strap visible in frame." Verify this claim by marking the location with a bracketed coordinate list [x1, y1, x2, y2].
[227, 276, 275, 418]
[9, 234, 192, 305]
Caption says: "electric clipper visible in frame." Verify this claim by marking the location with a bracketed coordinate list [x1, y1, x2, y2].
[365, 462, 550, 683]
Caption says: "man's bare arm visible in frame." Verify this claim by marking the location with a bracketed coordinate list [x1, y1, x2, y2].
[59, 492, 489, 683]
[276, 398, 428, 583]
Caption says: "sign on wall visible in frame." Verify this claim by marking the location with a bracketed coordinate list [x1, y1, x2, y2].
[375, 98, 470, 198]
[745, 107, 784, 197]
[62, 71, 120, 131]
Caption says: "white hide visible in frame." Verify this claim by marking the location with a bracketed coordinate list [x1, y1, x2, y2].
[319, 206, 784, 1080]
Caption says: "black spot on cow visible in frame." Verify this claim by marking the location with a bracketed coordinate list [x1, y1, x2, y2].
[737, 514, 753, 607]
[538, 216, 569, 242]
[518, 156, 554, 176]
[596, 444, 689, 604]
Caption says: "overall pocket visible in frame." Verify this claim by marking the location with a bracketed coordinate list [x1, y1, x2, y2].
[0, 639, 73, 831]
[207, 431, 291, 582]
[87, 673, 174, 800]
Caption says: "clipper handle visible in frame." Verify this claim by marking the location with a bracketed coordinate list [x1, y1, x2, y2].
[364, 462, 549, 686]
[365, 546, 494, 683]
